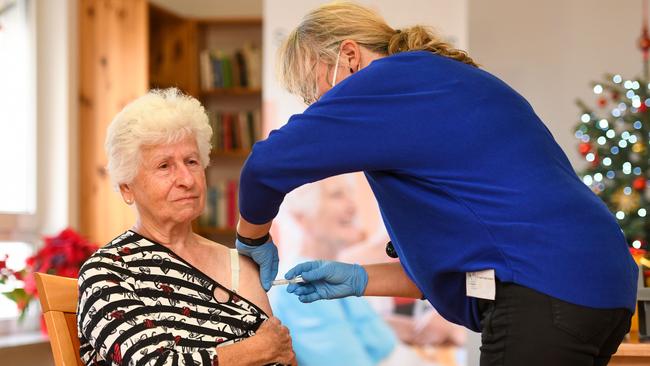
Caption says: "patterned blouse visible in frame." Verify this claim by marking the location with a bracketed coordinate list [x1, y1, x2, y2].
[77, 230, 274, 366]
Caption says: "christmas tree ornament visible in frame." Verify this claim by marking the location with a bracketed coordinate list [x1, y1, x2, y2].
[634, 177, 647, 191]
[633, 141, 647, 153]
[612, 188, 641, 213]
[579, 142, 592, 155]
[640, 2, 650, 79]
[598, 97, 608, 108]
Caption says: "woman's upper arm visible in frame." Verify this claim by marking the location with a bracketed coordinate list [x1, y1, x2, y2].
[238, 254, 274, 316]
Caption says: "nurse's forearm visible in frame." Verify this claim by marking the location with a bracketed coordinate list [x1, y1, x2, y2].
[237, 215, 272, 239]
[362, 262, 423, 298]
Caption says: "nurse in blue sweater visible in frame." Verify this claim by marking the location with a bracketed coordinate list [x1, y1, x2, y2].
[235, 2, 638, 365]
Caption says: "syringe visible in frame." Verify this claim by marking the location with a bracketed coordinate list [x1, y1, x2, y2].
[272, 275, 306, 286]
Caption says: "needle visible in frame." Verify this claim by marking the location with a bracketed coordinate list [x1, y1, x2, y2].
[272, 275, 306, 286]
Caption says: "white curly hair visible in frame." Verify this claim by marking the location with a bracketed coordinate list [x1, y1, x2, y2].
[104, 88, 212, 191]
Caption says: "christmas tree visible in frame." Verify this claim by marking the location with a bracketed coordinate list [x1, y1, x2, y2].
[574, 10, 650, 264]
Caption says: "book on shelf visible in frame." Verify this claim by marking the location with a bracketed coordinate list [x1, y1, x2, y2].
[209, 109, 262, 153]
[199, 42, 261, 91]
[199, 179, 239, 230]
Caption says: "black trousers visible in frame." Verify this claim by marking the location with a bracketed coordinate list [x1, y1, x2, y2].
[478, 281, 632, 366]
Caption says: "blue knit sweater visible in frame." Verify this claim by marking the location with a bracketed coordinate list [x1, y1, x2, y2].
[239, 51, 638, 331]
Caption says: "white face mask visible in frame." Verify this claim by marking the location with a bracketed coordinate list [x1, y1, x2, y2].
[331, 46, 342, 87]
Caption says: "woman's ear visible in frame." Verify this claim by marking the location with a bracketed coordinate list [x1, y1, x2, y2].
[120, 183, 134, 205]
[340, 40, 361, 74]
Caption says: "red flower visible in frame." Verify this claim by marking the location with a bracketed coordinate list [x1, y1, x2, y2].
[144, 319, 155, 328]
[174, 335, 182, 345]
[13, 270, 24, 281]
[182, 307, 191, 316]
[3, 228, 97, 322]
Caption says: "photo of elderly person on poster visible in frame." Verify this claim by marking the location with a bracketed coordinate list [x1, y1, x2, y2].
[77, 88, 295, 366]
[271, 174, 466, 366]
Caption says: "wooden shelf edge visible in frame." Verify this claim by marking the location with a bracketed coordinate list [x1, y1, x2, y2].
[196, 17, 262, 26]
[200, 87, 262, 97]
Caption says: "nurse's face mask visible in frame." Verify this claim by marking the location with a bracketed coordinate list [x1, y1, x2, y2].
[304, 46, 343, 105]
[330, 46, 343, 88]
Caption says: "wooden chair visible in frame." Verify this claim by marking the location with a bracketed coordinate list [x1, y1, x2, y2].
[34, 272, 83, 366]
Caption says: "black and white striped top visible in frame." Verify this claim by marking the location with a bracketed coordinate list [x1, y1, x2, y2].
[77, 230, 273, 366]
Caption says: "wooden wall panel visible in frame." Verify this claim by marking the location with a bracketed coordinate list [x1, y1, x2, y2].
[79, 0, 146, 244]
[149, 6, 198, 96]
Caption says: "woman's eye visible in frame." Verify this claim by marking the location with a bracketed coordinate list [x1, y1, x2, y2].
[188, 159, 199, 166]
[158, 163, 168, 170]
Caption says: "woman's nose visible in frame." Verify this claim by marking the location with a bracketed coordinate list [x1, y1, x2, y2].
[175, 164, 195, 187]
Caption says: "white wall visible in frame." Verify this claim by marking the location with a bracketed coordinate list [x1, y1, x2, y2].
[469, 0, 644, 168]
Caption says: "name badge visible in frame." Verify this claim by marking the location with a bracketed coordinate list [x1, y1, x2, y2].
[466, 269, 495, 300]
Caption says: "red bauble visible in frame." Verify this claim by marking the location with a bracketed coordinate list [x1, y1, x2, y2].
[640, 103, 648, 113]
[579, 142, 591, 156]
[611, 91, 620, 100]
[639, 26, 650, 51]
[597, 97, 607, 108]
[633, 177, 647, 191]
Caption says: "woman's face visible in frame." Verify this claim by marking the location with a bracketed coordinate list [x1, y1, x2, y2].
[312, 176, 364, 245]
[312, 50, 349, 104]
[124, 135, 206, 227]
[314, 61, 336, 102]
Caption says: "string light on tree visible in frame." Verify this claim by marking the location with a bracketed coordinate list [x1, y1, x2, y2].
[573, 1, 650, 251]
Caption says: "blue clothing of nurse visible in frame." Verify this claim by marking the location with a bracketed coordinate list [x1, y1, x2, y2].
[235, 2, 639, 365]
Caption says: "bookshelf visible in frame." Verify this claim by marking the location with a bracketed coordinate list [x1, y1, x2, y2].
[149, 4, 263, 245]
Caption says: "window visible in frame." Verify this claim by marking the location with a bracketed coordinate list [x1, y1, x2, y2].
[0, 0, 36, 214]
[0, 0, 37, 327]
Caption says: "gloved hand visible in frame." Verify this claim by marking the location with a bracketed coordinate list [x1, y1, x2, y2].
[284, 260, 368, 303]
[235, 239, 279, 291]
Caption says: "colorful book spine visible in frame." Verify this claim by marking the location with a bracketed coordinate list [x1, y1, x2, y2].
[199, 44, 261, 90]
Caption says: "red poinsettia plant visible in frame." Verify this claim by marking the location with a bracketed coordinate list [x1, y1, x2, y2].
[0, 228, 98, 320]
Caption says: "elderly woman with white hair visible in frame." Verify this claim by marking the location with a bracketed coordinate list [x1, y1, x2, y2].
[77, 88, 296, 366]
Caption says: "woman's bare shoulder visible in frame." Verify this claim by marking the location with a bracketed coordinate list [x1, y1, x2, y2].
[237, 253, 274, 316]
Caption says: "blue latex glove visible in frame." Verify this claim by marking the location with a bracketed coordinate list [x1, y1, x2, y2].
[284, 260, 368, 303]
[235, 239, 279, 291]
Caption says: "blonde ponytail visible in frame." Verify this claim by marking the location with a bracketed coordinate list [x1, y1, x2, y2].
[388, 26, 478, 67]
